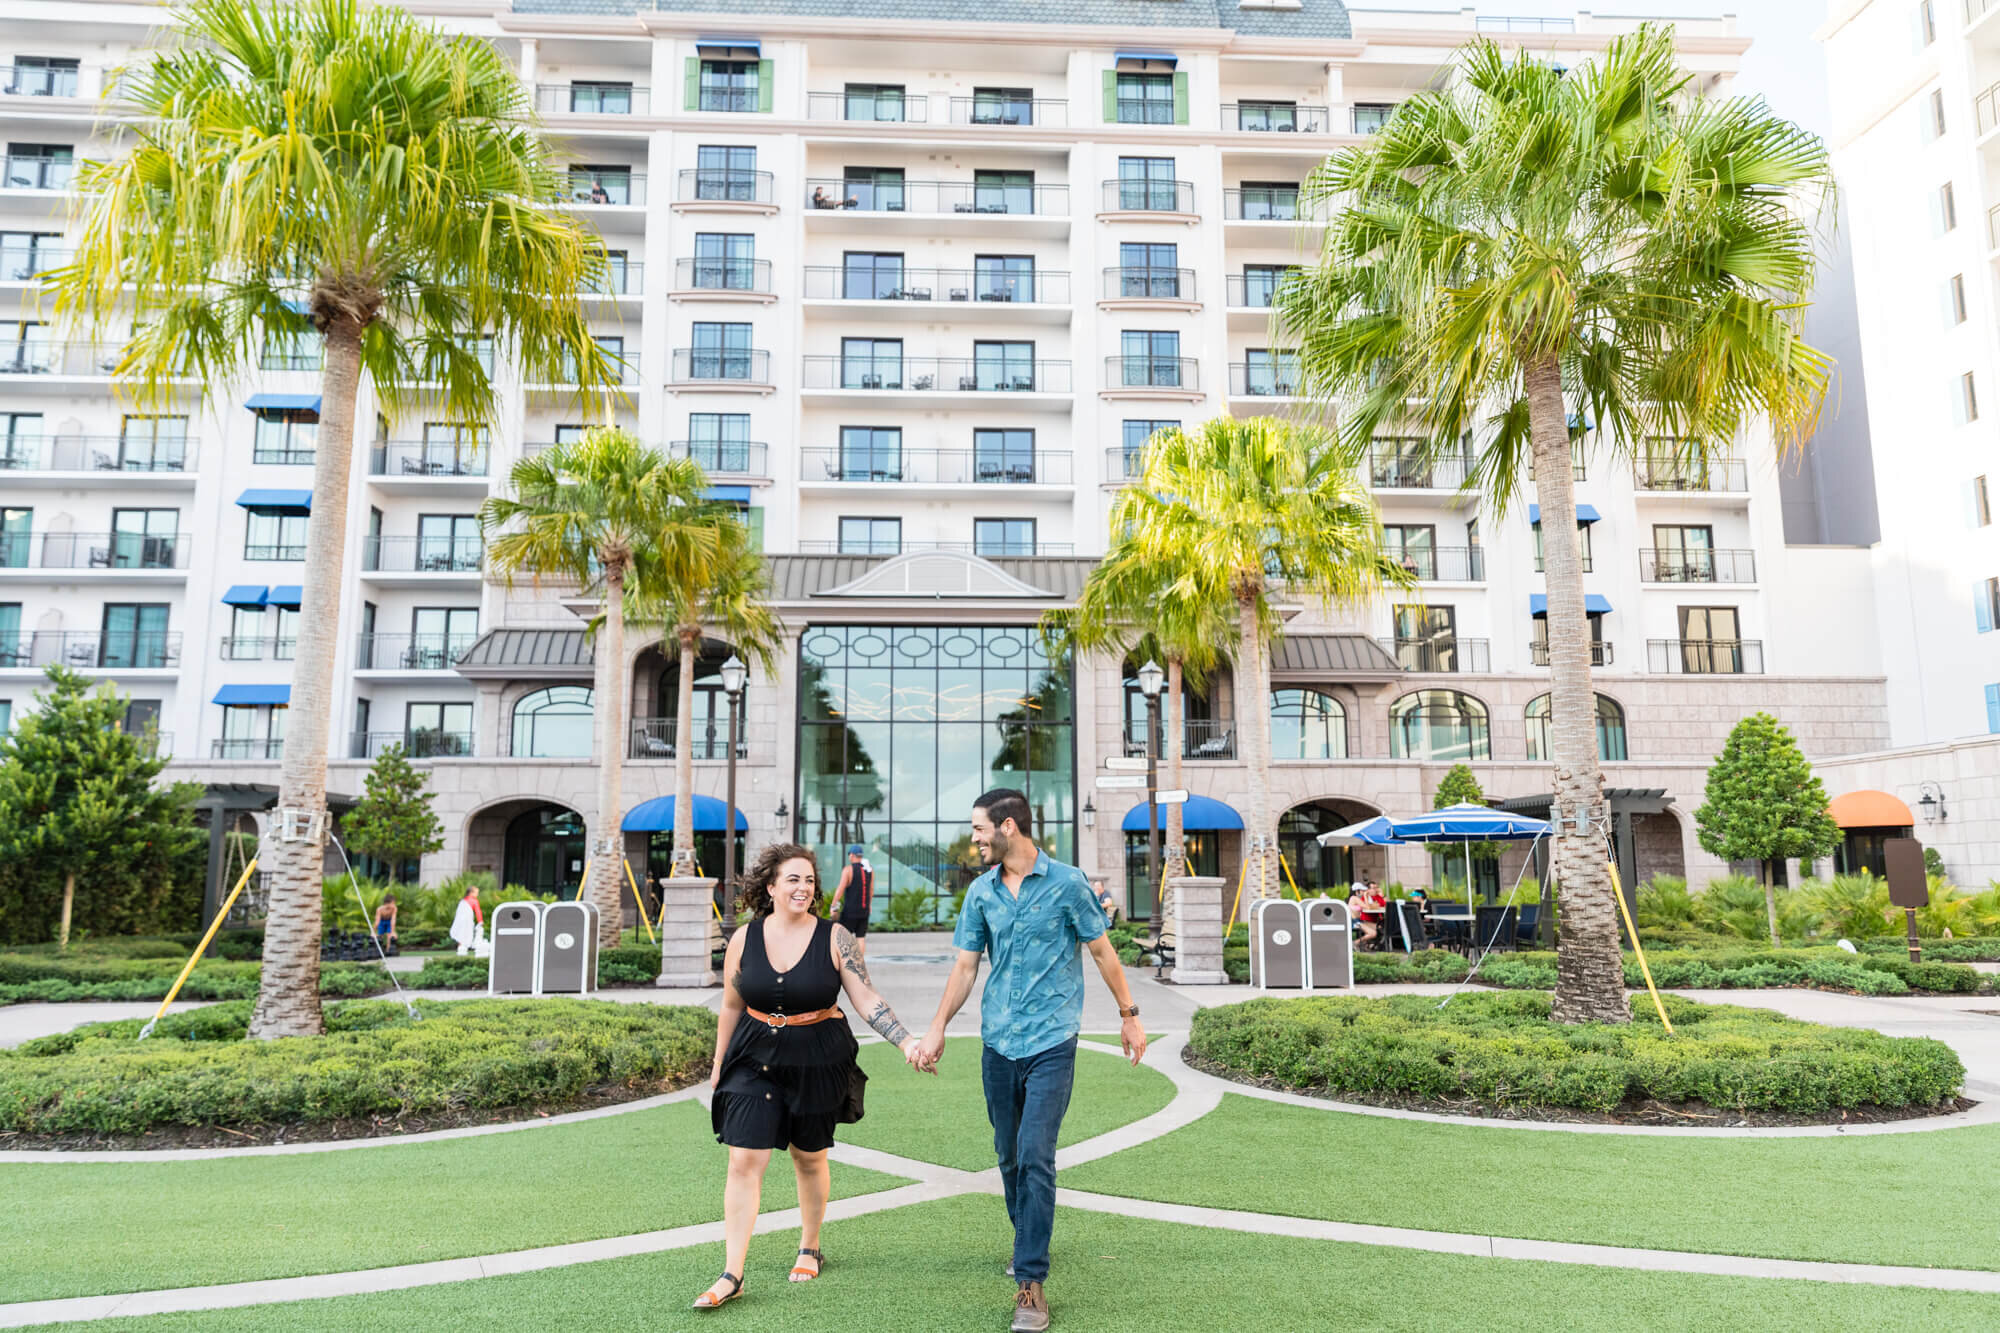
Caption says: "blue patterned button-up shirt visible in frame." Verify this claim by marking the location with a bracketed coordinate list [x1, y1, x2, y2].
[952, 850, 1108, 1060]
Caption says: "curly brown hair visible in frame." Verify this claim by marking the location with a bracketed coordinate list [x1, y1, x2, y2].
[736, 842, 825, 918]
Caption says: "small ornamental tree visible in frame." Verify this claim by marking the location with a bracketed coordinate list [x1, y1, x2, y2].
[1694, 712, 1842, 946]
[340, 745, 444, 883]
[1431, 763, 1502, 883]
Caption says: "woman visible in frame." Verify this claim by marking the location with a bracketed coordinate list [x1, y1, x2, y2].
[694, 843, 929, 1310]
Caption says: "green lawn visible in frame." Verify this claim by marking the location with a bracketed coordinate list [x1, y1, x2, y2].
[0, 1101, 906, 1303]
[839, 1037, 1175, 1170]
[1060, 1092, 2000, 1272]
[21, 1195, 2000, 1333]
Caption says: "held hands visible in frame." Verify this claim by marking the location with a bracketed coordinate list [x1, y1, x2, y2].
[908, 1030, 947, 1074]
[1120, 1016, 1148, 1067]
[900, 1035, 939, 1075]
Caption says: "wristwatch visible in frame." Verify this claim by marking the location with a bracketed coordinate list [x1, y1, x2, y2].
[1118, 1004, 1141, 1018]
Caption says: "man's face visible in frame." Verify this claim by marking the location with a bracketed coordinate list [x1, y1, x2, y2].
[970, 808, 1010, 865]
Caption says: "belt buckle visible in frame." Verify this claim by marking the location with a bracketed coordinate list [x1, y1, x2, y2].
[767, 1011, 789, 1029]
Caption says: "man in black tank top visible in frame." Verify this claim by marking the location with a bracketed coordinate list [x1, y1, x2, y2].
[830, 845, 873, 961]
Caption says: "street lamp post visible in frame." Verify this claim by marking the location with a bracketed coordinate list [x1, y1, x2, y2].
[1137, 658, 1165, 942]
[719, 654, 746, 932]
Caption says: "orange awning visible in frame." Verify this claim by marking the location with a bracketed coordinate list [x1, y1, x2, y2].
[1827, 789, 1915, 829]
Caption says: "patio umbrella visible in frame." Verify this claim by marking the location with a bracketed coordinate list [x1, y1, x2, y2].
[1315, 815, 1405, 848]
[1386, 803, 1552, 905]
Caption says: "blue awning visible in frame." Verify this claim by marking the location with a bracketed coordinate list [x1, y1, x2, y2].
[236, 488, 312, 511]
[1122, 793, 1243, 833]
[245, 393, 321, 414]
[1388, 803, 1551, 843]
[213, 684, 291, 706]
[268, 585, 303, 607]
[622, 794, 748, 833]
[1530, 594, 1612, 616]
[703, 485, 752, 504]
[1115, 50, 1177, 64]
[1527, 503, 1600, 524]
[697, 34, 759, 51]
[220, 585, 268, 607]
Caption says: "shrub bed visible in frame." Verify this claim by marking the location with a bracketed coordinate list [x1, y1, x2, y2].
[1473, 948, 1985, 996]
[1187, 991, 1965, 1115]
[409, 943, 662, 990]
[0, 955, 395, 1003]
[0, 997, 714, 1135]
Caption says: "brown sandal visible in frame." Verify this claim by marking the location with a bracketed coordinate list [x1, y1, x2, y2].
[692, 1272, 743, 1309]
[789, 1248, 825, 1281]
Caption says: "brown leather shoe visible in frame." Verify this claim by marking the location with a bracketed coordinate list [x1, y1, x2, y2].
[1011, 1280, 1050, 1332]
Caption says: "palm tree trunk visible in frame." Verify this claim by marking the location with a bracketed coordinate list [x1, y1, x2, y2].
[58, 871, 74, 952]
[587, 566, 627, 950]
[1236, 589, 1274, 919]
[1165, 657, 1186, 879]
[1525, 353, 1626, 1026]
[672, 627, 701, 874]
[248, 318, 365, 1039]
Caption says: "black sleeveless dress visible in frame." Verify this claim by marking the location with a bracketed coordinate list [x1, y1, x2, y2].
[712, 915, 866, 1152]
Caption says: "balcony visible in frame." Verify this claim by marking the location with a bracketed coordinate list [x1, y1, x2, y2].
[1386, 637, 1491, 673]
[1647, 639, 1764, 674]
[1632, 457, 1749, 493]
[1101, 266, 1196, 305]
[947, 97, 1066, 127]
[629, 717, 745, 761]
[1639, 548, 1757, 584]
[1225, 274, 1293, 308]
[806, 91, 929, 122]
[695, 87, 761, 114]
[1105, 445, 1148, 484]
[1223, 188, 1305, 221]
[669, 439, 768, 475]
[531, 352, 638, 390]
[1223, 104, 1330, 134]
[1229, 362, 1302, 398]
[355, 632, 477, 671]
[1124, 717, 1237, 761]
[1368, 452, 1475, 491]
[673, 257, 773, 297]
[801, 356, 1071, 395]
[0, 244, 69, 281]
[219, 635, 295, 662]
[1102, 355, 1202, 400]
[243, 543, 305, 561]
[369, 440, 491, 479]
[563, 170, 645, 206]
[1, 65, 84, 98]
[535, 83, 648, 115]
[669, 348, 773, 389]
[1099, 179, 1196, 218]
[587, 262, 644, 296]
[674, 168, 776, 209]
[2, 154, 75, 191]
[213, 738, 284, 760]
[360, 535, 482, 575]
[1533, 551, 1594, 573]
[800, 447, 1072, 486]
[0, 531, 189, 572]
[1977, 78, 2000, 135]
[804, 179, 1066, 217]
[0, 630, 182, 670]
[1530, 640, 1613, 667]
[795, 539, 1076, 556]
[1392, 546, 1485, 582]
[351, 730, 474, 759]
[0, 435, 196, 477]
[803, 266, 1069, 307]
[258, 350, 322, 372]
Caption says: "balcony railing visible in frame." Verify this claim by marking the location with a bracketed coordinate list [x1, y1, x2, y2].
[674, 257, 773, 293]
[355, 632, 477, 670]
[218, 635, 295, 661]
[806, 91, 929, 122]
[1391, 546, 1484, 582]
[1386, 637, 1491, 673]
[1105, 446, 1149, 483]
[564, 170, 646, 206]
[1533, 550, 1594, 573]
[802, 356, 1071, 393]
[1639, 548, 1758, 583]
[1102, 267, 1195, 300]
[1, 65, 83, 98]
[0, 341, 142, 377]
[538, 354, 637, 387]
[1223, 189, 1303, 221]
[1979, 78, 2000, 136]
[1972, 0, 2000, 24]
[1104, 355, 1199, 390]
[802, 266, 1067, 304]
[1100, 179, 1196, 213]
[2, 154, 75, 190]
[1229, 362, 1302, 397]
[947, 97, 1066, 126]
[1113, 96, 1177, 125]
[1368, 452, 1475, 490]
[213, 738, 284, 760]
[0, 245, 69, 280]
[1647, 639, 1764, 674]
[588, 262, 643, 295]
[535, 83, 648, 115]
[696, 87, 761, 114]
[670, 348, 772, 385]
[258, 350, 322, 371]
[669, 439, 769, 474]
[361, 536, 483, 573]
[629, 717, 745, 760]
[1530, 640, 1613, 667]
[252, 442, 316, 465]
[244, 543, 306, 561]
[0, 435, 195, 472]
[795, 540, 1077, 556]
[801, 447, 1072, 485]
[0, 531, 188, 570]
[1632, 457, 1749, 492]
[351, 730, 474, 759]
[804, 179, 1066, 215]
[677, 168, 774, 204]
[1225, 273, 1294, 308]
[1124, 717, 1237, 760]
[1223, 104, 1330, 133]
[369, 441, 490, 477]
[0, 630, 182, 670]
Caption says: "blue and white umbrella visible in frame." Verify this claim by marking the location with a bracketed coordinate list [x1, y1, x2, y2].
[1315, 815, 1405, 848]
[1385, 803, 1551, 843]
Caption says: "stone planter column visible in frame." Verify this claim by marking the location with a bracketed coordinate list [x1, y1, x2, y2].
[657, 876, 719, 987]
[1169, 874, 1227, 985]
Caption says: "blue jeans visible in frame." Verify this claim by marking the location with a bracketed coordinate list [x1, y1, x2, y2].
[980, 1037, 1077, 1284]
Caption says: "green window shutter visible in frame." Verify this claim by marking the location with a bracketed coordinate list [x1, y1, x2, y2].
[758, 59, 773, 112]
[1102, 70, 1117, 123]
[1172, 71, 1189, 125]
[745, 507, 765, 552]
[685, 57, 699, 112]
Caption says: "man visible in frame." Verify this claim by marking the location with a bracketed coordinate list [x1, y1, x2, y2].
[916, 789, 1147, 1332]
[828, 845, 874, 962]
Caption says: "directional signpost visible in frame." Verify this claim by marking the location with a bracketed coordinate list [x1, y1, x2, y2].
[1154, 789, 1189, 805]
[1103, 757, 1149, 772]
[1095, 775, 1148, 790]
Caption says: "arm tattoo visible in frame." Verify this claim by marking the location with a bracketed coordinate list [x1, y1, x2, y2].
[865, 998, 912, 1046]
[835, 927, 872, 985]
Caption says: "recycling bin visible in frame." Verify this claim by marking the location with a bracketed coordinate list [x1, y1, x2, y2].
[1305, 898, 1354, 989]
[489, 900, 544, 995]
[537, 900, 600, 994]
[1249, 899, 1308, 989]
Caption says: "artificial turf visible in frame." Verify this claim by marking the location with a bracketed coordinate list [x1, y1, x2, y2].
[15, 1194, 2000, 1333]
[1058, 1092, 2000, 1273]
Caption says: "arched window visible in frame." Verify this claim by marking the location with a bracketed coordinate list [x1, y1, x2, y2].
[1387, 689, 1490, 761]
[661, 639, 746, 760]
[1525, 693, 1627, 762]
[512, 686, 593, 758]
[1270, 689, 1347, 759]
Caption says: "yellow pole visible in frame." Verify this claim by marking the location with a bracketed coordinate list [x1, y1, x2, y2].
[1227, 850, 1251, 927]
[1278, 851, 1304, 901]
[624, 858, 656, 945]
[1609, 858, 1673, 1034]
[140, 858, 257, 1039]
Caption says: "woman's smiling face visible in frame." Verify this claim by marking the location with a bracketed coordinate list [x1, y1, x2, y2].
[772, 857, 818, 917]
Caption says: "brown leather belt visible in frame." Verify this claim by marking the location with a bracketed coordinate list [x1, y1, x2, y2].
[745, 1005, 842, 1029]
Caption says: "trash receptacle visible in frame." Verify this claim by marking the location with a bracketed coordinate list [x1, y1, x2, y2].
[1249, 899, 1308, 989]
[1305, 898, 1353, 990]
[489, 901, 544, 995]
[538, 900, 599, 995]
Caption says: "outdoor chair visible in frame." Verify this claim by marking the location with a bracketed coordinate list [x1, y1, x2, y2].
[641, 733, 672, 758]
[950, 288, 969, 301]
[1473, 905, 1518, 955]
[1192, 729, 1233, 759]
[978, 461, 1002, 482]
[1514, 903, 1540, 948]
[959, 376, 979, 390]
[401, 456, 427, 474]
[1395, 901, 1429, 954]
[93, 450, 118, 470]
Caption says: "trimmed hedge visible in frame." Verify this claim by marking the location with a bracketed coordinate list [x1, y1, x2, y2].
[409, 944, 662, 990]
[0, 955, 395, 1004]
[1188, 991, 1965, 1114]
[0, 997, 714, 1134]
[1473, 948, 1985, 997]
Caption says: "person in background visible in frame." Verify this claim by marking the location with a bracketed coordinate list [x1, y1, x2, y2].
[1350, 881, 1386, 950]
[448, 881, 484, 954]
[828, 845, 875, 963]
[1091, 877, 1118, 925]
[373, 893, 398, 950]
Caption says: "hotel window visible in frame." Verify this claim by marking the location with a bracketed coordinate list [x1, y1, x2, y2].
[1935, 181, 1957, 235]
[1981, 577, 2000, 633]
[691, 53, 767, 114]
[1975, 475, 1992, 527]
[1929, 88, 1947, 139]
[1950, 273, 1968, 325]
[973, 518, 1035, 557]
[6, 57, 79, 98]
[694, 145, 758, 200]
[838, 516, 900, 555]
[1917, 0, 1936, 46]
[1960, 370, 1980, 423]
[1112, 71, 1177, 125]
[843, 83, 907, 122]
[404, 701, 472, 757]
[244, 507, 308, 561]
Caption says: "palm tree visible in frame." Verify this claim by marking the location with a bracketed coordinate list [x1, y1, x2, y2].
[1276, 27, 1831, 1024]
[53, 0, 619, 1038]
[1116, 416, 1407, 914]
[482, 429, 715, 952]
